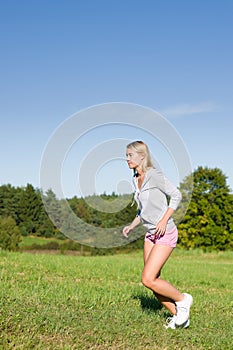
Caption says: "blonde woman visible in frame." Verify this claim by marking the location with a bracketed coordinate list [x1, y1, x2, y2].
[123, 141, 193, 329]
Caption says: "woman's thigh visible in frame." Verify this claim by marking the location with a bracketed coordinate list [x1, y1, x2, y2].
[143, 240, 154, 265]
[142, 244, 174, 280]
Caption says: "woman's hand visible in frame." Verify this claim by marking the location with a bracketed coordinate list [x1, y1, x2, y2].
[154, 219, 167, 236]
[155, 208, 174, 236]
[122, 225, 132, 238]
[122, 216, 141, 238]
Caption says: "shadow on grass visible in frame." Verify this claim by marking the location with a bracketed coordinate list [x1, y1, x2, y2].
[132, 293, 163, 314]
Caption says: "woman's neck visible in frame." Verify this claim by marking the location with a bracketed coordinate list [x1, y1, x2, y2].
[136, 167, 144, 176]
[135, 168, 145, 189]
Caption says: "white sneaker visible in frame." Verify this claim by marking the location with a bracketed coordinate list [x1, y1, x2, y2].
[165, 315, 177, 329]
[164, 315, 190, 330]
[175, 293, 193, 326]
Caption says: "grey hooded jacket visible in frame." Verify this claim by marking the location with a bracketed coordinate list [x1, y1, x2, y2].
[133, 168, 182, 233]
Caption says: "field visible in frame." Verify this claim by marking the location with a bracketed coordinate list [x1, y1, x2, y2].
[0, 249, 232, 350]
[19, 236, 64, 247]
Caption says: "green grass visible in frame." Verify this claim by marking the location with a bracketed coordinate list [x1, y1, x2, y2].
[0, 249, 232, 349]
[19, 236, 64, 247]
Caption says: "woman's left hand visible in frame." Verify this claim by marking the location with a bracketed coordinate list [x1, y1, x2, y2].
[154, 219, 167, 236]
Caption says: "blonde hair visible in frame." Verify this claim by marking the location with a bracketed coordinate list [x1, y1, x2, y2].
[127, 140, 154, 172]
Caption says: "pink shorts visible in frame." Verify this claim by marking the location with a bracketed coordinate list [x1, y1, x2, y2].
[144, 226, 178, 248]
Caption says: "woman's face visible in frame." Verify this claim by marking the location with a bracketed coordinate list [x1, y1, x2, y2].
[126, 148, 143, 169]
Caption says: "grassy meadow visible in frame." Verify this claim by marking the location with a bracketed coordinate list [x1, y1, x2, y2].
[0, 248, 232, 349]
[19, 236, 63, 247]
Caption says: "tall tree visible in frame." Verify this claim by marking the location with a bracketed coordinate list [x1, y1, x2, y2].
[0, 184, 22, 223]
[36, 189, 56, 237]
[42, 189, 63, 230]
[178, 166, 233, 250]
[18, 184, 43, 235]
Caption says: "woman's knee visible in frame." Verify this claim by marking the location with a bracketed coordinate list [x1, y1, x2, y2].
[141, 272, 159, 289]
[141, 273, 150, 288]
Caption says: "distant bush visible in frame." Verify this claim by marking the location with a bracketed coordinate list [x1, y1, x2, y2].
[0, 216, 21, 251]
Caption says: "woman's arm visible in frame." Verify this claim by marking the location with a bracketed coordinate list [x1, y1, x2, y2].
[154, 207, 175, 235]
[122, 215, 141, 238]
[154, 172, 181, 236]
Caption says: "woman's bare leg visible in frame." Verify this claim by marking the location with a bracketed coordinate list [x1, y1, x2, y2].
[153, 292, 176, 315]
[143, 241, 183, 314]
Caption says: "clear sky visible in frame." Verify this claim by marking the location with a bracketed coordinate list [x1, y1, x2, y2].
[1, 0, 233, 198]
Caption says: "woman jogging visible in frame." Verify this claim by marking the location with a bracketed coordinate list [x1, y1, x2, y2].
[122, 141, 193, 329]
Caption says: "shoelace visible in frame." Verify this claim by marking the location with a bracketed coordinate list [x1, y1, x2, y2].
[176, 305, 188, 312]
[166, 316, 175, 325]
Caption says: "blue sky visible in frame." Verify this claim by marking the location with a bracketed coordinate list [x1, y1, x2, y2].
[1, 0, 233, 197]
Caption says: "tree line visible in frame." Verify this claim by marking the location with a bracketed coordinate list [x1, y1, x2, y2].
[0, 166, 232, 252]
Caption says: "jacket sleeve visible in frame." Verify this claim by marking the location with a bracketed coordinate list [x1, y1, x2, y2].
[163, 176, 182, 210]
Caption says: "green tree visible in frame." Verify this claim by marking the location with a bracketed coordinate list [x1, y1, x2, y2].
[0, 184, 22, 223]
[178, 166, 233, 250]
[0, 216, 21, 251]
[18, 184, 43, 235]
[42, 189, 64, 230]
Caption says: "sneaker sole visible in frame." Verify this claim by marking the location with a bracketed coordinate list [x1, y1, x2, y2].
[179, 319, 190, 328]
[165, 319, 190, 330]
